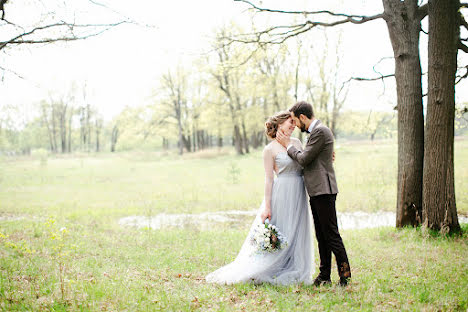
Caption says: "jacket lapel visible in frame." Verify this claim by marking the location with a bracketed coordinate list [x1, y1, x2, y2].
[307, 120, 321, 143]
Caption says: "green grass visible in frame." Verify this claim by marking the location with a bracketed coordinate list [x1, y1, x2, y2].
[0, 139, 467, 311]
[0, 219, 467, 311]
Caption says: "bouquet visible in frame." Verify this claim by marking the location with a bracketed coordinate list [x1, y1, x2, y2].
[250, 219, 288, 253]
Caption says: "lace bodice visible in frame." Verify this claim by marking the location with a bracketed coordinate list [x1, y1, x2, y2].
[275, 152, 303, 176]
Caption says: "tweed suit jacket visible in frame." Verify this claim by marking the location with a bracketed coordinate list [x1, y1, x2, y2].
[287, 120, 338, 197]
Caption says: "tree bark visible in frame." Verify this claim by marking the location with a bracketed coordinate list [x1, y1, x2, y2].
[95, 118, 102, 152]
[423, 0, 460, 234]
[67, 107, 73, 153]
[51, 104, 58, 153]
[383, 0, 424, 227]
[110, 124, 119, 152]
[86, 103, 92, 152]
[41, 103, 55, 152]
[58, 101, 68, 153]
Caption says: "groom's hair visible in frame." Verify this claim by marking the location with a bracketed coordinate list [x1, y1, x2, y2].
[289, 101, 314, 119]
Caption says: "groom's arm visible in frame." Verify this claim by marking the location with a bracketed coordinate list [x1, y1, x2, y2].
[287, 130, 325, 167]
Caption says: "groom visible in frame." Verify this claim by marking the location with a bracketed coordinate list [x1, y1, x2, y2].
[277, 101, 351, 287]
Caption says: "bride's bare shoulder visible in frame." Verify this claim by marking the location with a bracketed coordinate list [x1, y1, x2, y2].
[263, 142, 273, 153]
[263, 141, 280, 155]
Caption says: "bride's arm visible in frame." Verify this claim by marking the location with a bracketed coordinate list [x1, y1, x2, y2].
[260, 146, 274, 223]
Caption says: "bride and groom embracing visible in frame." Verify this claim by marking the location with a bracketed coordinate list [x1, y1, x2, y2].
[206, 101, 352, 287]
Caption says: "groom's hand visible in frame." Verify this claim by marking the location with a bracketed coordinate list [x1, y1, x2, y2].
[276, 129, 290, 148]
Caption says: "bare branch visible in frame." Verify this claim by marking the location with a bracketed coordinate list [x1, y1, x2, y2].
[87, 0, 157, 29]
[345, 74, 395, 83]
[0, 65, 26, 81]
[0, 21, 126, 51]
[232, 0, 382, 44]
[228, 14, 382, 45]
[459, 41, 468, 53]
[234, 0, 382, 20]
[336, 56, 395, 95]
[460, 13, 468, 31]
[420, 26, 428, 35]
[456, 65, 468, 84]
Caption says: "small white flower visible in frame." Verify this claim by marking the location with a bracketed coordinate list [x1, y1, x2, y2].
[60, 227, 67, 232]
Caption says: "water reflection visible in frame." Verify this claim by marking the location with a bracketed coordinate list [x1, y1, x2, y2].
[118, 211, 468, 231]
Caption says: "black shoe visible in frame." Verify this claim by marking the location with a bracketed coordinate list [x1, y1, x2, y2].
[313, 275, 331, 286]
[339, 277, 350, 287]
[339, 262, 351, 286]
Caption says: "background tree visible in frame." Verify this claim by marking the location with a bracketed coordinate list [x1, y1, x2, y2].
[423, 0, 461, 234]
[209, 28, 255, 155]
[161, 68, 191, 155]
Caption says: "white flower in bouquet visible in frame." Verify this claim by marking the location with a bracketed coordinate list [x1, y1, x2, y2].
[250, 219, 288, 253]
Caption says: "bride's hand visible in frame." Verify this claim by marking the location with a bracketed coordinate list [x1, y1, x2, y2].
[260, 208, 272, 223]
[276, 129, 291, 148]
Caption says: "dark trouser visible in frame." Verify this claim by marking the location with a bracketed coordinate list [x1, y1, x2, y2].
[309, 194, 351, 280]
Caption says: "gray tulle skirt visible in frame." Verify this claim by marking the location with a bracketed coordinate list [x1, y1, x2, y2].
[206, 174, 314, 285]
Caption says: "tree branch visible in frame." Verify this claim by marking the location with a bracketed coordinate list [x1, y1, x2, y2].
[232, 0, 383, 44]
[0, 21, 126, 51]
[456, 65, 468, 84]
[344, 74, 395, 83]
[459, 41, 468, 53]
[0, 65, 25, 81]
[234, 0, 382, 20]
[460, 14, 468, 31]
[418, 3, 428, 20]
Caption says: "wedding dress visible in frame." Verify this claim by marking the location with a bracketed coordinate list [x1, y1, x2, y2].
[206, 152, 314, 285]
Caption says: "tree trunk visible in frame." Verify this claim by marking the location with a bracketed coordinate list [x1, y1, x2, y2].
[182, 134, 191, 152]
[41, 103, 55, 152]
[422, 0, 460, 234]
[241, 119, 250, 154]
[95, 118, 102, 152]
[233, 125, 243, 155]
[67, 107, 72, 153]
[86, 103, 91, 152]
[176, 102, 184, 155]
[80, 106, 87, 151]
[193, 126, 198, 152]
[58, 102, 67, 153]
[110, 124, 119, 152]
[51, 104, 58, 153]
[383, 0, 424, 227]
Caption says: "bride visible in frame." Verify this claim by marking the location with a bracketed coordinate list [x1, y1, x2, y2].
[206, 111, 314, 285]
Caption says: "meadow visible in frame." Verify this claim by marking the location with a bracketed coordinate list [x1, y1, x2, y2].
[0, 139, 467, 311]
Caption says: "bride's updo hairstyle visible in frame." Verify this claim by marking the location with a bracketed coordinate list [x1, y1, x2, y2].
[265, 111, 291, 140]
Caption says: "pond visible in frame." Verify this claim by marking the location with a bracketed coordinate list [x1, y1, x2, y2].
[118, 211, 468, 231]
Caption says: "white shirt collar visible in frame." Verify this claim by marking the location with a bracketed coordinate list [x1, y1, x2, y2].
[308, 119, 318, 133]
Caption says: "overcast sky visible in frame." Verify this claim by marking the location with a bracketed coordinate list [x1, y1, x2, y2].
[1, 0, 467, 123]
